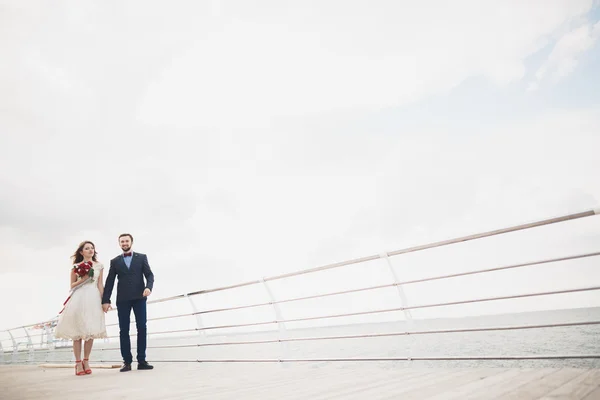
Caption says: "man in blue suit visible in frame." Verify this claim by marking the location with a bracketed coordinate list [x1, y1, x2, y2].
[102, 233, 155, 372]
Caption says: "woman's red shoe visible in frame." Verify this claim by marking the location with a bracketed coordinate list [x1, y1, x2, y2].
[82, 359, 92, 374]
[75, 360, 86, 376]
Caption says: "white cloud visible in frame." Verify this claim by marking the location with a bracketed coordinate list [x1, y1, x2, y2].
[529, 20, 600, 90]
[136, 0, 595, 127]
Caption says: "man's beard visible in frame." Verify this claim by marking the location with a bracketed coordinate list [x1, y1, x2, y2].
[121, 245, 131, 252]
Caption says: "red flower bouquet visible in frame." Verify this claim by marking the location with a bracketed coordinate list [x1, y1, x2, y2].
[73, 261, 94, 281]
[59, 261, 95, 314]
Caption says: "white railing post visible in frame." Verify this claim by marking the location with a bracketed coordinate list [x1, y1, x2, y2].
[22, 327, 34, 362]
[42, 325, 51, 363]
[260, 278, 289, 365]
[184, 294, 206, 337]
[380, 252, 415, 359]
[7, 329, 18, 363]
[48, 321, 57, 363]
[0, 337, 4, 364]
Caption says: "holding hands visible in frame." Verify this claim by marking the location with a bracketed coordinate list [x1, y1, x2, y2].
[102, 288, 149, 313]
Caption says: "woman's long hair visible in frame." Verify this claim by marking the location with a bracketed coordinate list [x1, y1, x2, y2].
[71, 241, 99, 264]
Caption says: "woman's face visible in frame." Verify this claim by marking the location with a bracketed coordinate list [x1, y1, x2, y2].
[81, 243, 95, 259]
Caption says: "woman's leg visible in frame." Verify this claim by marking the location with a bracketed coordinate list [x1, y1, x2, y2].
[83, 339, 94, 373]
[73, 339, 83, 374]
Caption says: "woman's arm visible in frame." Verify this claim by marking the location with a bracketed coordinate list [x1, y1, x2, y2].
[97, 268, 104, 298]
[70, 269, 90, 289]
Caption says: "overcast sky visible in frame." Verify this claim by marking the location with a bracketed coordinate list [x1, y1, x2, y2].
[1, 0, 600, 334]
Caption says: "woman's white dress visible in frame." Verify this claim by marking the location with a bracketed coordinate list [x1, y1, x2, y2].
[54, 262, 107, 340]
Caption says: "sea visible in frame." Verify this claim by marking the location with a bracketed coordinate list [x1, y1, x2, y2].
[4, 306, 599, 369]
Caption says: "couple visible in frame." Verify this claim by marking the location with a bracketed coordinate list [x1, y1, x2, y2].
[54, 233, 155, 375]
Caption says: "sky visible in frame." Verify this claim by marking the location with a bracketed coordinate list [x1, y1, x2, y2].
[1, 0, 600, 336]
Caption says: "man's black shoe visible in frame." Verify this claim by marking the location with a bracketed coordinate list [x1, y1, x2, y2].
[120, 363, 132, 372]
[137, 361, 154, 370]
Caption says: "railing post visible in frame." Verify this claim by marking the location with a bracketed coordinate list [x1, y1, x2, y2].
[0, 336, 4, 364]
[260, 278, 289, 365]
[7, 329, 17, 363]
[380, 252, 415, 359]
[42, 325, 50, 363]
[184, 294, 206, 337]
[22, 327, 34, 363]
[48, 320, 57, 363]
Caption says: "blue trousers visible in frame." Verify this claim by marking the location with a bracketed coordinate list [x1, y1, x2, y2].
[117, 298, 147, 364]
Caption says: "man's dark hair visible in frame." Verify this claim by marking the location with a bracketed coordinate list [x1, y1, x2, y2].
[119, 233, 134, 242]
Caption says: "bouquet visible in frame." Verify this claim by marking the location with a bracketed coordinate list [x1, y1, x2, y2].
[73, 261, 94, 282]
[59, 261, 95, 314]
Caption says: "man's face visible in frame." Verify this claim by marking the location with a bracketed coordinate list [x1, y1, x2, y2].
[119, 236, 132, 252]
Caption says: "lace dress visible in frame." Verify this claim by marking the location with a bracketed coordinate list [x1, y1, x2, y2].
[54, 262, 107, 340]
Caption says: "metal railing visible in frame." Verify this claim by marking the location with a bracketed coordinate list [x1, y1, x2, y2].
[2, 208, 600, 364]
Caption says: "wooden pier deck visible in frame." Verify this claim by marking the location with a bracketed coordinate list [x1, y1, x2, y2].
[1, 364, 599, 399]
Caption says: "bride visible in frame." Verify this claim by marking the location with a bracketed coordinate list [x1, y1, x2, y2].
[54, 241, 107, 375]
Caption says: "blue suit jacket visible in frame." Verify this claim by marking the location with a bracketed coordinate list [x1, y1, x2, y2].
[102, 252, 155, 304]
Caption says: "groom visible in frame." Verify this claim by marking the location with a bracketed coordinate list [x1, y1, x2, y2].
[102, 233, 155, 372]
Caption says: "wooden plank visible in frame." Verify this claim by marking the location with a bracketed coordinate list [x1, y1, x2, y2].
[426, 368, 528, 400]
[288, 368, 444, 400]
[380, 368, 507, 399]
[581, 386, 600, 400]
[164, 365, 369, 399]
[461, 368, 555, 400]
[207, 367, 433, 399]
[500, 369, 586, 399]
[200, 365, 387, 398]
[540, 370, 600, 400]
